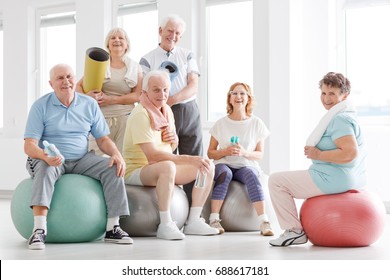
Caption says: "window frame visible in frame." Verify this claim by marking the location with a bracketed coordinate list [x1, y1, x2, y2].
[341, 0, 390, 125]
[116, 0, 157, 16]
[35, 4, 76, 100]
[200, 0, 253, 126]
[0, 14, 3, 131]
[114, 0, 158, 63]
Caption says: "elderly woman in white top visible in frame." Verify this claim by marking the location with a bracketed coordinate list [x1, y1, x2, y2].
[77, 27, 143, 155]
[207, 82, 273, 236]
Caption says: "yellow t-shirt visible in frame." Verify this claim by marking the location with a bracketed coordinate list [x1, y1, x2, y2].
[123, 103, 174, 178]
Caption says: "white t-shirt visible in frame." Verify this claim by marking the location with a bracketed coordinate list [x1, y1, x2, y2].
[140, 46, 200, 103]
[209, 115, 270, 171]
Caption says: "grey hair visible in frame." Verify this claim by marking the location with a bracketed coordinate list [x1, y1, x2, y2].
[104, 27, 131, 56]
[142, 70, 171, 91]
[159, 14, 186, 33]
[49, 63, 74, 80]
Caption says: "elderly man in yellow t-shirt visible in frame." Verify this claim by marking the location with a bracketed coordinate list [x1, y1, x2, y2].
[122, 70, 219, 240]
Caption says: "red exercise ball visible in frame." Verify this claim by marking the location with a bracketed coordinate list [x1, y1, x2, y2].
[300, 189, 386, 247]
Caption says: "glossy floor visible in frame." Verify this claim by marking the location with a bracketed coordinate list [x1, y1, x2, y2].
[1, 198, 389, 261]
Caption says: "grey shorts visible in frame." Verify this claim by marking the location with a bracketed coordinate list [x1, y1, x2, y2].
[125, 167, 143, 186]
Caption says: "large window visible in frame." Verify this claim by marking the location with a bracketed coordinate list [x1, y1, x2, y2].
[345, 2, 390, 117]
[206, 0, 253, 122]
[0, 17, 3, 129]
[38, 9, 76, 96]
[117, 1, 158, 63]
[344, 0, 390, 203]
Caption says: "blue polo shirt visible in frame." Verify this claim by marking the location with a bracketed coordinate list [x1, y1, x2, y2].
[308, 112, 367, 193]
[24, 92, 109, 160]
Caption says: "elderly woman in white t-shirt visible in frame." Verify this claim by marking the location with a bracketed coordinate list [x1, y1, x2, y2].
[207, 82, 274, 236]
[76, 27, 143, 155]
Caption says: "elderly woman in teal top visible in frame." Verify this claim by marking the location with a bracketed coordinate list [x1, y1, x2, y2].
[268, 72, 366, 247]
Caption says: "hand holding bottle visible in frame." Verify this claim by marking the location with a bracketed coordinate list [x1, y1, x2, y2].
[43, 140, 65, 164]
[226, 136, 241, 156]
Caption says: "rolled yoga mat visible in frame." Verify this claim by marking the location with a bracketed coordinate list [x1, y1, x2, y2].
[83, 47, 110, 92]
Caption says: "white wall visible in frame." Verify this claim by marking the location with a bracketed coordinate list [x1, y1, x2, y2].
[0, 0, 201, 195]
[1, 0, 389, 212]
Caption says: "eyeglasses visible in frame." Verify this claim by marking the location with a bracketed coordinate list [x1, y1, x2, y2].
[230, 91, 248, 96]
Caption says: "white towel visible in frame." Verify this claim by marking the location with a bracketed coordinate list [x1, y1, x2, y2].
[306, 99, 355, 146]
[105, 56, 139, 88]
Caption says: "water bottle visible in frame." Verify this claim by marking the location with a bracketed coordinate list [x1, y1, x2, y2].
[194, 170, 207, 189]
[230, 136, 239, 145]
[43, 140, 65, 163]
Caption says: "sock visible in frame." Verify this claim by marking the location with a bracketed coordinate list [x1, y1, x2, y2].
[258, 214, 269, 223]
[209, 213, 220, 222]
[187, 207, 203, 223]
[33, 216, 47, 233]
[159, 211, 173, 224]
[106, 216, 120, 231]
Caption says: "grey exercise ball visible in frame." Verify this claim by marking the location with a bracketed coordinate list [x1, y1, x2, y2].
[120, 185, 189, 237]
[202, 175, 279, 232]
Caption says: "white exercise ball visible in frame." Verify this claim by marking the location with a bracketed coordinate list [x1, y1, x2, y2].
[120, 185, 189, 237]
[202, 174, 279, 232]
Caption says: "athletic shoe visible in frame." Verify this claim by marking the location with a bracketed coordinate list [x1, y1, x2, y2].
[157, 221, 185, 240]
[209, 219, 225, 234]
[28, 229, 46, 250]
[184, 218, 220, 235]
[104, 225, 133, 244]
[269, 229, 308, 246]
[260, 221, 274, 236]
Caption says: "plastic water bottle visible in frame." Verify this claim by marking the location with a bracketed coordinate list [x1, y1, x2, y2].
[43, 140, 65, 163]
[230, 136, 239, 145]
[194, 170, 207, 189]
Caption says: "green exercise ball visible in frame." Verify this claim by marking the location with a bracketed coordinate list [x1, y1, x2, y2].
[11, 174, 107, 243]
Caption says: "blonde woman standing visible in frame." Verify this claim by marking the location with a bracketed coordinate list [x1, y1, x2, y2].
[77, 28, 143, 155]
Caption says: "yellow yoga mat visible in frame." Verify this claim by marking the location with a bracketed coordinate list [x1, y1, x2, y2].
[83, 47, 110, 92]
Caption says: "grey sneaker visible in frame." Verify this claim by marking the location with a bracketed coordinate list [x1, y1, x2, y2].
[104, 225, 133, 244]
[260, 221, 274, 236]
[28, 229, 46, 250]
[269, 229, 308, 246]
[210, 219, 225, 234]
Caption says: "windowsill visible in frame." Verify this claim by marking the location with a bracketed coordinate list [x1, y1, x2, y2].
[358, 116, 390, 126]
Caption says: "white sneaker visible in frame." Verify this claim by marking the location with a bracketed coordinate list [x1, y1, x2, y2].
[184, 218, 220, 235]
[269, 229, 308, 246]
[210, 219, 225, 234]
[157, 221, 185, 240]
[260, 221, 274, 236]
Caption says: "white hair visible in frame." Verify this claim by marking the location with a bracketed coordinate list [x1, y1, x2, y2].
[49, 63, 74, 80]
[142, 70, 171, 91]
[104, 27, 131, 56]
[159, 14, 186, 33]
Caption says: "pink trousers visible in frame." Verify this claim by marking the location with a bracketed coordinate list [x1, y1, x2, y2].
[268, 170, 324, 230]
